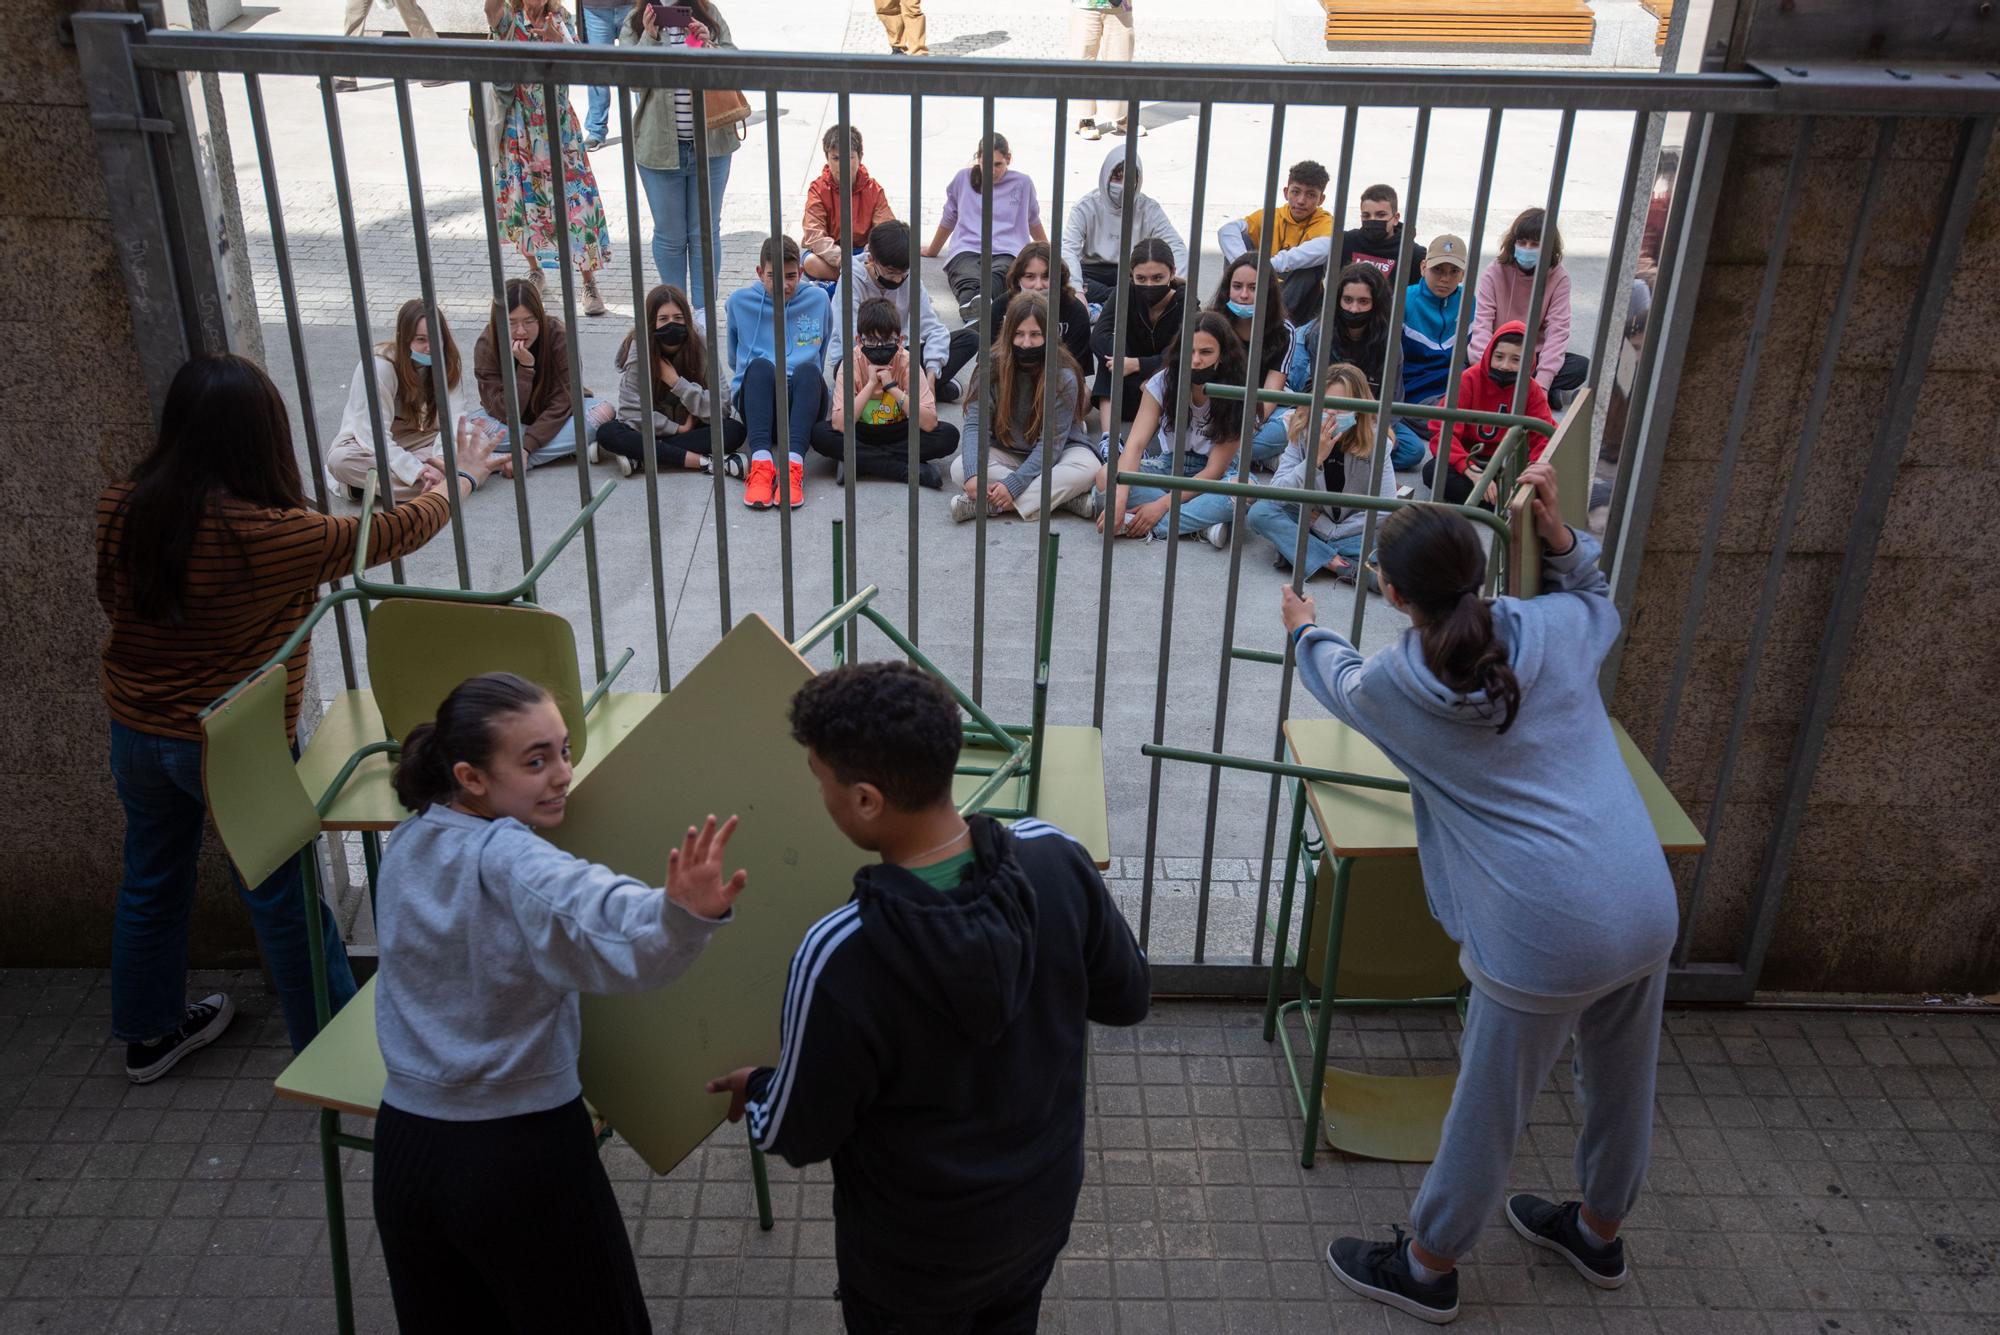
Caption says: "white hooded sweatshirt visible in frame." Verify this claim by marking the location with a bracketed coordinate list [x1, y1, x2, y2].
[1063, 144, 1188, 276]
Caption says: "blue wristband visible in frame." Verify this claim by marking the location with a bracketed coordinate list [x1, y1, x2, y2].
[1290, 621, 1315, 645]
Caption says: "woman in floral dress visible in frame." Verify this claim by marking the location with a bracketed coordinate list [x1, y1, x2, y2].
[485, 0, 613, 316]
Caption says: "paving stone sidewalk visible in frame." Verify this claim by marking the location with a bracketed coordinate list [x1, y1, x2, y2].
[4, 968, 1998, 1333]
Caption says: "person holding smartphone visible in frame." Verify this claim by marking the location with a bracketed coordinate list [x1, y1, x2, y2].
[627, 0, 741, 320]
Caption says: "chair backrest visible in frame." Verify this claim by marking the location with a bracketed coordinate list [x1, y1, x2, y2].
[1505, 385, 1591, 599]
[365, 598, 592, 764]
[200, 664, 323, 888]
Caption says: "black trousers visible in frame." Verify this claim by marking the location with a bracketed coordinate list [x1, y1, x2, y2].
[373, 1097, 649, 1335]
[836, 1237, 1065, 1335]
[1090, 365, 1148, 422]
[1546, 351, 1590, 410]
[1423, 455, 1478, 507]
[944, 250, 1015, 323]
[598, 416, 747, 469]
[1080, 260, 1119, 307]
[809, 418, 960, 484]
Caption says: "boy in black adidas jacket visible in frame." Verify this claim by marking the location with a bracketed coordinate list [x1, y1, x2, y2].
[706, 661, 1150, 1333]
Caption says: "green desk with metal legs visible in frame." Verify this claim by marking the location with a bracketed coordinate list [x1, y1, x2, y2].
[1263, 716, 1704, 1169]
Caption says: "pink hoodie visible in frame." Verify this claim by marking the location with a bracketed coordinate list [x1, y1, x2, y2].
[1467, 257, 1573, 390]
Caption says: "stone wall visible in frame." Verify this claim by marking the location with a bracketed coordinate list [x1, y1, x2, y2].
[1612, 116, 2000, 993]
[0, 2, 259, 967]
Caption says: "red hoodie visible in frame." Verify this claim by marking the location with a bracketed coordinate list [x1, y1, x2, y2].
[1435, 318, 1557, 477]
[802, 162, 894, 263]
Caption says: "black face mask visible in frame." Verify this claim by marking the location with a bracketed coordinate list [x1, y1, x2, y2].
[655, 322, 688, 349]
[1013, 343, 1046, 366]
[1488, 366, 1517, 388]
[860, 342, 898, 366]
[1187, 365, 1219, 385]
[1131, 279, 1168, 308]
[1338, 309, 1372, 330]
[1361, 219, 1390, 243]
[874, 270, 906, 291]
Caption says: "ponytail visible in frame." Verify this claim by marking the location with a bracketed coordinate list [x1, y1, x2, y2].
[390, 672, 552, 811]
[1376, 506, 1522, 733]
[969, 133, 1009, 195]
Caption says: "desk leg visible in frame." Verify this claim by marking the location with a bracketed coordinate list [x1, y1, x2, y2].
[750, 1142, 774, 1232]
[1263, 782, 1310, 1043]
[319, 1108, 356, 1335]
[361, 831, 383, 928]
[1299, 855, 1352, 1169]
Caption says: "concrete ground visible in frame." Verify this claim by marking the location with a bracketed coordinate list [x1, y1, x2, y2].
[197, 0, 1655, 962]
[3, 968, 1998, 1332]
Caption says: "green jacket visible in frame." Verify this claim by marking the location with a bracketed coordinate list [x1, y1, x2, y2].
[629, 10, 743, 172]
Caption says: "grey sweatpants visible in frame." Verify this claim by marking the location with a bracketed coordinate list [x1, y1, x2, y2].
[1410, 968, 1667, 1260]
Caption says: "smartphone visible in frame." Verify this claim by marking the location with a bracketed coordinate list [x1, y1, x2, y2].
[648, 4, 694, 30]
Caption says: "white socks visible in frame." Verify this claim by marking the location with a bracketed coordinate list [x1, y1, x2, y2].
[1578, 1213, 1615, 1250]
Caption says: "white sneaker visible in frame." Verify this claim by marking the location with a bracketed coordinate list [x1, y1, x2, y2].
[1203, 522, 1229, 549]
[949, 492, 977, 523]
[1076, 120, 1102, 141]
[588, 441, 601, 464]
[614, 452, 635, 477]
[1062, 489, 1103, 521]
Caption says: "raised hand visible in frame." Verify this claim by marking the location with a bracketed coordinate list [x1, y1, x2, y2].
[666, 814, 748, 920]
[1517, 460, 1572, 553]
[1280, 583, 1317, 635]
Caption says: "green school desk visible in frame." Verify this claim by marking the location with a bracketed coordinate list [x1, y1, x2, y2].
[1263, 716, 1703, 1167]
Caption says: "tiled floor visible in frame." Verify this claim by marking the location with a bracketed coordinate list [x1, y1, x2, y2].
[3, 968, 1997, 1333]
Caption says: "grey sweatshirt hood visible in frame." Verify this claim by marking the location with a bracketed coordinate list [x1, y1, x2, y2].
[1382, 598, 1546, 729]
[1064, 147, 1188, 275]
[1099, 143, 1131, 209]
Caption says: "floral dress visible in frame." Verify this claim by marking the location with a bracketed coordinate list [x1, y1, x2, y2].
[491, 4, 613, 274]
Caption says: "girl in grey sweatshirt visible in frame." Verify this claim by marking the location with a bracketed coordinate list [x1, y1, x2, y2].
[370, 670, 746, 1333]
[1286, 464, 1678, 1324]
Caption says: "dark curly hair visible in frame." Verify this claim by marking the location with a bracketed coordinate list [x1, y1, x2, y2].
[788, 662, 964, 810]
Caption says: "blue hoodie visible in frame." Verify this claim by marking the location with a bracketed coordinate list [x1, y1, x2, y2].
[1294, 531, 1677, 1013]
[1399, 276, 1463, 403]
[725, 279, 832, 398]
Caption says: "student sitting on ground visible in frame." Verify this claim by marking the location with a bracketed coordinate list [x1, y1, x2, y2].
[802, 124, 896, 283]
[1312, 262, 1393, 397]
[939, 243, 1094, 399]
[1393, 233, 1469, 471]
[1337, 182, 1427, 287]
[951, 298, 1103, 524]
[1469, 207, 1588, 409]
[922, 133, 1047, 324]
[1425, 320, 1555, 507]
[471, 278, 614, 478]
[326, 298, 476, 503]
[1064, 143, 1187, 306]
[1246, 362, 1399, 587]
[1217, 158, 1333, 325]
[1088, 236, 1184, 432]
[594, 283, 747, 478]
[1095, 310, 1247, 544]
[826, 220, 954, 401]
[371, 672, 746, 1334]
[1209, 253, 1295, 467]
[725, 235, 832, 510]
[1287, 463, 1674, 1327]
[705, 661, 1150, 1334]
[810, 297, 959, 489]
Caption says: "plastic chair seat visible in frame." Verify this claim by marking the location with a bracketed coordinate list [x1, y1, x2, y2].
[954, 725, 1110, 869]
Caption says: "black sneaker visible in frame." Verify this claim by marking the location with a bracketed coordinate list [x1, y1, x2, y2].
[917, 462, 942, 490]
[1326, 1228, 1459, 1325]
[934, 377, 961, 405]
[125, 994, 235, 1085]
[721, 452, 748, 481]
[1506, 1195, 1629, 1290]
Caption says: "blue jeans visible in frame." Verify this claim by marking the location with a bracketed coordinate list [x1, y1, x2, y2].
[735, 359, 825, 460]
[579, 4, 624, 142]
[109, 722, 356, 1053]
[637, 146, 733, 308]
[1247, 498, 1363, 574]
[1392, 393, 1440, 471]
[1250, 411, 1292, 467]
[465, 398, 608, 469]
[1123, 451, 1242, 539]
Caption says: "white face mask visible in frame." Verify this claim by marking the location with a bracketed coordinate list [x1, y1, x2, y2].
[1107, 182, 1124, 208]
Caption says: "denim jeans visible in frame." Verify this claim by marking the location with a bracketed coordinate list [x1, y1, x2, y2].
[1247, 499, 1363, 574]
[1122, 451, 1242, 539]
[735, 359, 825, 460]
[464, 397, 609, 469]
[1391, 392, 1441, 471]
[637, 146, 733, 308]
[579, 4, 624, 142]
[108, 721, 356, 1053]
[1250, 410, 1292, 467]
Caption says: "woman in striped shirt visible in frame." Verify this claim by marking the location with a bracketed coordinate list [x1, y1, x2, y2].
[96, 354, 496, 1083]
[628, 0, 741, 317]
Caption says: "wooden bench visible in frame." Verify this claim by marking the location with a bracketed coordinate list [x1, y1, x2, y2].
[1640, 0, 1673, 49]
[1322, 0, 1596, 46]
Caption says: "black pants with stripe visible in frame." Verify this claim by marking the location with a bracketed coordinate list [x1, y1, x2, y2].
[373, 1096, 649, 1334]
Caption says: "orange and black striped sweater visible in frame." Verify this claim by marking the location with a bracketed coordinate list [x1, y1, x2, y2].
[95, 487, 453, 742]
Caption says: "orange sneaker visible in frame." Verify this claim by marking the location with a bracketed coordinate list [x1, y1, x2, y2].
[786, 458, 805, 509]
[743, 458, 776, 509]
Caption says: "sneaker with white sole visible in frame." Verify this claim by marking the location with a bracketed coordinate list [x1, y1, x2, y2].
[1203, 522, 1229, 550]
[949, 492, 978, 523]
[587, 441, 602, 464]
[1061, 488, 1103, 521]
[125, 994, 235, 1085]
[1326, 1228, 1459, 1325]
[1506, 1195, 1629, 1289]
[721, 452, 748, 480]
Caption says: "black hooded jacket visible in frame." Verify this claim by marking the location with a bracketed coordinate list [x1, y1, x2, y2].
[742, 815, 1150, 1311]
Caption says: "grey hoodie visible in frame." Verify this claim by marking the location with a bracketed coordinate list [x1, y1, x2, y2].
[825, 252, 949, 377]
[375, 805, 729, 1120]
[1266, 418, 1400, 548]
[1294, 531, 1678, 1013]
[1063, 144, 1188, 276]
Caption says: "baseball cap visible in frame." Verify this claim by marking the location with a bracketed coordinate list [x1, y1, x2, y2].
[1424, 234, 1468, 272]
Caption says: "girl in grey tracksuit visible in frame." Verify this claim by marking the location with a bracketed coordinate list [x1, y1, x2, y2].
[1284, 464, 1677, 1324]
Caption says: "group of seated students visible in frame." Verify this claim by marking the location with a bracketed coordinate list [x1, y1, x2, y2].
[322, 130, 1582, 583]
